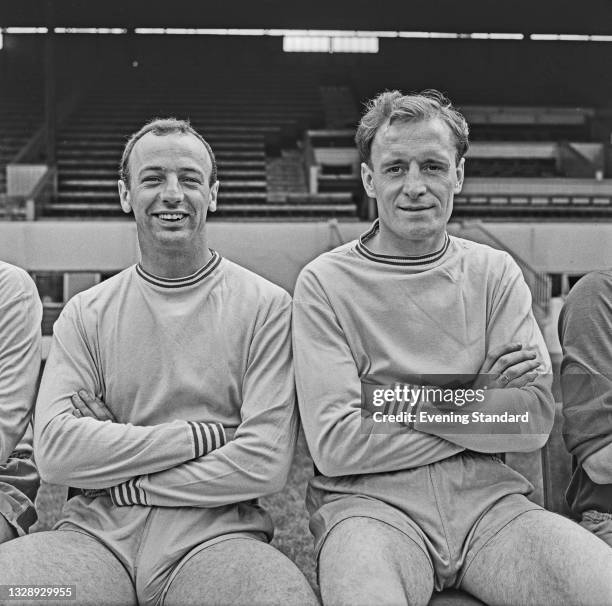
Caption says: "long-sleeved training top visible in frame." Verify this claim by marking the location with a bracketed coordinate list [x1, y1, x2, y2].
[35, 251, 297, 530]
[0, 261, 41, 535]
[293, 221, 554, 478]
[559, 270, 612, 516]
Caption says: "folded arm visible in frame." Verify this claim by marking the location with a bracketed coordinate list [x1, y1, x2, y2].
[0, 269, 42, 539]
[34, 299, 226, 489]
[0, 427, 39, 539]
[0, 273, 42, 462]
[108, 296, 298, 507]
[582, 443, 612, 484]
[293, 269, 463, 479]
[414, 257, 554, 453]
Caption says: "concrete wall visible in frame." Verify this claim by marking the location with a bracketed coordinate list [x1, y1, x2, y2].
[2, 220, 612, 292]
[455, 223, 612, 274]
[0, 221, 365, 293]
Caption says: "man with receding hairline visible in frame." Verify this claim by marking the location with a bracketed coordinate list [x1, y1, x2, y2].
[0, 118, 317, 606]
[293, 90, 612, 606]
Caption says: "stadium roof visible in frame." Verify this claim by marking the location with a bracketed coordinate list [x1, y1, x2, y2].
[0, 0, 608, 35]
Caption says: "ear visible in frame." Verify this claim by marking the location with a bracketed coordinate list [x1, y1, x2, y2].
[361, 162, 376, 199]
[454, 157, 465, 194]
[208, 180, 219, 213]
[118, 180, 132, 214]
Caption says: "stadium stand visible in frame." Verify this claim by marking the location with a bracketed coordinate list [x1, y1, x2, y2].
[0, 93, 43, 219]
[455, 177, 612, 218]
[302, 96, 610, 218]
[0, 91, 44, 182]
[21, 67, 359, 219]
[319, 85, 360, 129]
[1, 35, 609, 222]
[463, 106, 593, 141]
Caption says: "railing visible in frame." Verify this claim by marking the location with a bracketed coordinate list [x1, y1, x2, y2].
[459, 220, 552, 315]
[10, 89, 82, 165]
[460, 105, 593, 125]
[454, 177, 612, 217]
[454, 193, 612, 215]
[327, 218, 345, 250]
[557, 141, 602, 178]
[11, 125, 47, 165]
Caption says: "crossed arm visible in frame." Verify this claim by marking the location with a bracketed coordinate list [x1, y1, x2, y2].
[293, 260, 554, 478]
[0, 271, 42, 541]
[0, 431, 39, 542]
[36, 295, 297, 507]
[409, 258, 553, 453]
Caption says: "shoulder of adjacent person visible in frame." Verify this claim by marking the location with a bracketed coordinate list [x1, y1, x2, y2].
[567, 269, 612, 304]
[0, 261, 38, 304]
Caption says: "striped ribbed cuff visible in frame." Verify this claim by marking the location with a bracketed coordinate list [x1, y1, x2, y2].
[109, 477, 147, 506]
[188, 422, 226, 459]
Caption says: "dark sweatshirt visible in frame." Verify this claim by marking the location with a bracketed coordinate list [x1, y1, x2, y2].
[559, 270, 612, 516]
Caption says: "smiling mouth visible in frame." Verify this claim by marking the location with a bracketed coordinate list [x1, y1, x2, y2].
[153, 213, 188, 222]
[398, 206, 434, 212]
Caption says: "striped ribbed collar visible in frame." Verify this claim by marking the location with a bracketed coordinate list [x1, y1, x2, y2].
[356, 220, 450, 267]
[136, 250, 222, 288]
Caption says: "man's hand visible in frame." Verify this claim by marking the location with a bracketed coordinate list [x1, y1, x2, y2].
[71, 391, 237, 443]
[473, 343, 540, 390]
[583, 442, 612, 485]
[71, 390, 116, 422]
[0, 514, 17, 545]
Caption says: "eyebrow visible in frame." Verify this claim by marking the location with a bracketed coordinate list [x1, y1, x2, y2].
[380, 152, 451, 165]
[138, 165, 164, 177]
[138, 165, 205, 177]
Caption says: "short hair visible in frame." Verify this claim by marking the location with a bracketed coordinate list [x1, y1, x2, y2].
[119, 118, 218, 187]
[355, 90, 469, 165]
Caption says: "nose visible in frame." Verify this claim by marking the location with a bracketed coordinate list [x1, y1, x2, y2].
[162, 174, 184, 204]
[402, 164, 426, 199]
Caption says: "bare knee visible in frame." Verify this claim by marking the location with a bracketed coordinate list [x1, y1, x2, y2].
[164, 537, 318, 606]
[463, 511, 612, 606]
[0, 531, 136, 606]
[319, 517, 433, 606]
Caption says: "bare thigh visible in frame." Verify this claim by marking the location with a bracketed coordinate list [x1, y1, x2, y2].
[163, 536, 319, 606]
[461, 510, 612, 606]
[318, 516, 434, 606]
[0, 530, 136, 606]
[428, 589, 485, 606]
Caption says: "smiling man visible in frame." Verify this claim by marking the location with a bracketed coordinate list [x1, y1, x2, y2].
[360, 113, 462, 257]
[0, 119, 317, 606]
[293, 91, 612, 605]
